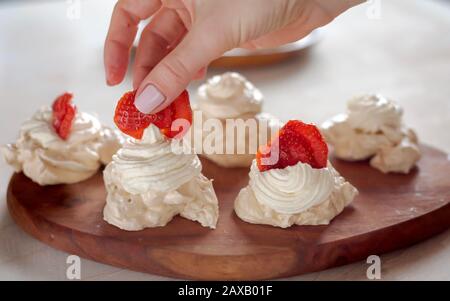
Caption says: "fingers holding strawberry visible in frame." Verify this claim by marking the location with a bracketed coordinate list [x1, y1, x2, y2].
[114, 89, 192, 140]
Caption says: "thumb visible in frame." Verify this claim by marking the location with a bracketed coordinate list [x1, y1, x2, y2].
[134, 27, 227, 114]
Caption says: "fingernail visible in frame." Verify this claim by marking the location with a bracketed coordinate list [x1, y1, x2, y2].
[106, 67, 117, 86]
[135, 84, 166, 114]
[105, 70, 113, 86]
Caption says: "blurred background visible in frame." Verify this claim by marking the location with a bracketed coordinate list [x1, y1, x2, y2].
[1, 0, 450, 150]
[1, 0, 450, 280]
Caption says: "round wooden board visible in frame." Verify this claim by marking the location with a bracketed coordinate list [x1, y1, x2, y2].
[7, 145, 450, 280]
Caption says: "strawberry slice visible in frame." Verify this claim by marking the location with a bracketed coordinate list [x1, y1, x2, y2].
[52, 92, 77, 140]
[256, 120, 328, 171]
[154, 90, 191, 138]
[114, 89, 192, 140]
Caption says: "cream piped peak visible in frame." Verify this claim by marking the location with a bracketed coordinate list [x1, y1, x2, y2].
[346, 94, 403, 133]
[249, 160, 334, 214]
[197, 72, 263, 119]
[107, 124, 201, 195]
[235, 160, 357, 228]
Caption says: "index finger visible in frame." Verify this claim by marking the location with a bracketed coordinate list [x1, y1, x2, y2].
[104, 0, 162, 85]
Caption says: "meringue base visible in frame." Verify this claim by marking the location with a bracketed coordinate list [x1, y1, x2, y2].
[1, 143, 101, 186]
[321, 114, 392, 161]
[322, 118, 421, 174]
[370, 130, 421, 174]
[234, 165, 358, 228]
[103, 172, 219, 230]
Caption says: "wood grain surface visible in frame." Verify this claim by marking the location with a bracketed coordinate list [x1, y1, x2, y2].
[6, 145, 450, 280]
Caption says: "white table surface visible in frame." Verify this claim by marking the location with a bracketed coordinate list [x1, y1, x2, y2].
[1, 0, 450, 281]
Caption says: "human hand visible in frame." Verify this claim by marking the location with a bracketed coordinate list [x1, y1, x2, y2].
[104, 0, 363, 114]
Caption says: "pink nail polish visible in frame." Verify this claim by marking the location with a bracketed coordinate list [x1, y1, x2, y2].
[135, 85, 166, 114]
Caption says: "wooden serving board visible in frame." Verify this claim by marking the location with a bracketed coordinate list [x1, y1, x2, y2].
[7, 145, 450, 280]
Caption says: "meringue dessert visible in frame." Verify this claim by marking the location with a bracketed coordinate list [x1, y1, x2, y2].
[321, 94, 421, 174]
[104, 90, 219, 230]
[234, 120, 358, 228]
[193, 72, 279, 168]
[1, 93, 124, 185]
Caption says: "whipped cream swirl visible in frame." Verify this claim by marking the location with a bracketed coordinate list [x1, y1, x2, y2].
[108, 125, 201, 195]
[1, 107, 123, 185]
[346, 94, 403, 133]
[249, 161, 334, 214]
[197, 72, 262, 119]
[234, 161, 358, 228]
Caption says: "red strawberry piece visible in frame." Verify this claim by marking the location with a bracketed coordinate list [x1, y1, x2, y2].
[52, 92, 77, 140]
[155, 90, 192, 138]
[256, 120, 328, 172]
[113, 90, 155, 140]
[114, 90, 192, 140]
